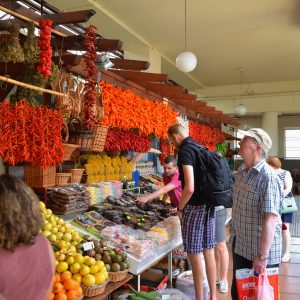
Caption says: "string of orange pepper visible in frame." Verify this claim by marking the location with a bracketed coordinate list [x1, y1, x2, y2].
[99, 81, 178, 138]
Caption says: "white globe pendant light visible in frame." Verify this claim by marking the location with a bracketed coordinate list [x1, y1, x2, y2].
[235, 104, 247, 116]
[235, 67, 247, 116]
[176, 51, 197, 72]
[176, 0, 197, 73]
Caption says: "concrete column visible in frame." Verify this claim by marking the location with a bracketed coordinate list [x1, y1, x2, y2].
[148, 47, 161, 73]
[262, 111, 278, 156]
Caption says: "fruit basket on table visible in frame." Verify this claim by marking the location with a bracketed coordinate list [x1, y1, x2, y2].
[108, 269, 129, 282]
[81, 280, 109, 298]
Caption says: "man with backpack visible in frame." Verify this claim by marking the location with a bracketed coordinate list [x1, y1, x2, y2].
[168, 123, 233, 300]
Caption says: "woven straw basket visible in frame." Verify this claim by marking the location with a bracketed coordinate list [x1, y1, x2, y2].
[55, 173, 71, 186]
[67, 168, 85, 184]
[24, 165, 56, 188]
[108, 269, 129, 282]
[82, 281, 108, 297]
[90, 125, 108, 152]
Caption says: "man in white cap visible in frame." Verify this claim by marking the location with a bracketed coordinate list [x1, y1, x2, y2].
[230, 128, 283, 300]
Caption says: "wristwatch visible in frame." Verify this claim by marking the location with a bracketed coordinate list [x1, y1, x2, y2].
[258, 254, 268, 261]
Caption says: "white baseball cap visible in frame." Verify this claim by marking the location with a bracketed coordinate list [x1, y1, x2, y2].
[238, 128, 272, 153]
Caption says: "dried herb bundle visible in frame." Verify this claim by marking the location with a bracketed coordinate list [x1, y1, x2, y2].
[23, 22, 39, 63]
[1, 21, 24, 63]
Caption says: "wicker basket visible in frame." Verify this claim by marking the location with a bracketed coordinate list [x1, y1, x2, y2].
[90, 125, 108, 152]
[69, 131, 94, 150]
[67, 168, 85, 184]
[108, 269, 129, 282]
[82, 281, 108, 298]
[55, 173, 71, 186]
[24, 165, 56, 188]
[63, 143, 81, 160]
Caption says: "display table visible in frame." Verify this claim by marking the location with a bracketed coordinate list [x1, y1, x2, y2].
[83, 274, 133, 300]
[70, 222, 182, 290]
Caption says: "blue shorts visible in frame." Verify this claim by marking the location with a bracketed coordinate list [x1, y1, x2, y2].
[182, 204, 216, 253]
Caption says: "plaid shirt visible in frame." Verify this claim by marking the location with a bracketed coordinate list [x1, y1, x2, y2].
[231, 159, 283, 265]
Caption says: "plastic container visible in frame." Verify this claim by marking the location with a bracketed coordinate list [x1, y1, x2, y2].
[176, 271, 209, 300]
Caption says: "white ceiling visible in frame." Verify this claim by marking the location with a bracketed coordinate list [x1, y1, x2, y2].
[47, 0, 300, 96]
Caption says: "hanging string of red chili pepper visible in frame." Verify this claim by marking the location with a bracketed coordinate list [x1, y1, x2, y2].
[0, 100, 64, 167]
[189, 121, 224, 150]
[159, 138, 173, 165]
[36, 19, 53, 78]
[83, 25, 98, 130]
[104, 127, 151, 152]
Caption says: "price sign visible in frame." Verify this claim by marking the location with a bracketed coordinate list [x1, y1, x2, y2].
[82, 241, 94, 251]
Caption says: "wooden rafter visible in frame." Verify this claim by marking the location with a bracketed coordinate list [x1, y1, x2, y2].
[110, 70, 168, 82]
[111, 58, 150, 71]
[53, 35, 123, 52]
[43, 10, 96, 25]
[143, 82, 184, 94]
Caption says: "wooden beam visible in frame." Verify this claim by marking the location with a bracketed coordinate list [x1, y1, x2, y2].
[43, 10, 96, 25]
[144, 82, 184, 94]
[173, 99, 207, 107]
[111, 70, 168, 82]
[54, 35, 123, 52]
[111, 58, 150, 71]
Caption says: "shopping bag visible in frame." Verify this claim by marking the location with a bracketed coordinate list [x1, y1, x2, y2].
[256, 274, 274, 300]
[282, 196, 298, 214]
[236, 268, 279, 300]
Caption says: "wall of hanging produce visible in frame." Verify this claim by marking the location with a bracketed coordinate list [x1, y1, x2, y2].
[0, 100, 64, 167]
[99, 81, 178, 138]
[159, 138, 175, 165]
[189, 121, 224, 150]
[104, 127, 151, 153]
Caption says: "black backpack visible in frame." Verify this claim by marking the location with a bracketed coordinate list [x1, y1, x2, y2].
[186, 140, 235, 208]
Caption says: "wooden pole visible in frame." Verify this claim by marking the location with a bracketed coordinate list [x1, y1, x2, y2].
[0, 5, 66, 37]
[0, 76, 66, 97]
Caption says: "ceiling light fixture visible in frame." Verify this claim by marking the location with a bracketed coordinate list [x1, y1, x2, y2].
[235, 67, 247, 116]
[176, 0, 197, 73]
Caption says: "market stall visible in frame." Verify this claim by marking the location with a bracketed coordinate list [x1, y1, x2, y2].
[0, 2, 240, 299]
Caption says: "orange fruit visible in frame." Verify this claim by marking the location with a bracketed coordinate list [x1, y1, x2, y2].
[54, 292, 67, 300]
[60, 271, 72, 282]
[53, 282, 64, 294]
[54, 274, 61, 283]
[49, 292, 55, 300]
[66, 290, 78, 300]
[63, 278, 79, 291]
[76, 286, 83, 296]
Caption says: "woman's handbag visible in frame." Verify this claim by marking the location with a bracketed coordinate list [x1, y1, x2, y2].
[282, 195, 298, 214]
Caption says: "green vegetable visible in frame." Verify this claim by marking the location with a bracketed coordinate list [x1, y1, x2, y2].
[127, 285, 159, 300]
[131, 296, 147, 300]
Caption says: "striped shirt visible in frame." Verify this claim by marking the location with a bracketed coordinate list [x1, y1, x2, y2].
[231, 159, 283, 265]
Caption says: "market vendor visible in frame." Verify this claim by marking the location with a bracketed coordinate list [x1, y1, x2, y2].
[137, 155, 182, 207]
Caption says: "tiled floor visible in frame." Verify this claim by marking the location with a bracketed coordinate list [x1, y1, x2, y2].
[216, 238, 300, 299]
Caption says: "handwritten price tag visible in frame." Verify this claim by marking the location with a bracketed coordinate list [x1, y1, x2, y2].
[82, 241, 94, 251]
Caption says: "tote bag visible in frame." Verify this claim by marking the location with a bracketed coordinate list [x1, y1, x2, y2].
[282, 195, 298, 214]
